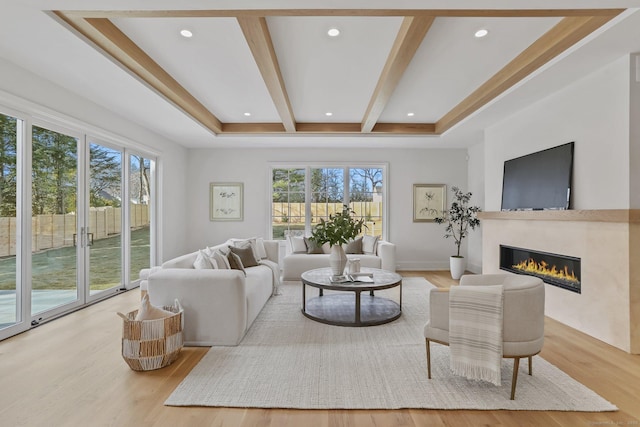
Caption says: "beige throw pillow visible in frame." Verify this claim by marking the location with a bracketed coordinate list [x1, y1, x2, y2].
[287, 235, 307, 253]
[304, 237, 324, 254]
[193, 249, 215, 269]
[362, 235, 380, 255]
[345, 236, 364, 254]
[213, 250, 231, 269]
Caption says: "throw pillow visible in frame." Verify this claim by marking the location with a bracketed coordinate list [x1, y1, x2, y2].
[227, 251, 246, 276]
[135, 294, 174, 321]
[362, 235, 380, 255]
[230, 238, 261, 261]
[254, 237, 268, 260]
[345, 236, 364, 254]
[213, 249, 231, 269]
[304, 237, 324, 254]
[193, 249, 214, 269]
[229, 244, 259, 268]
[287, 235, 307, 254]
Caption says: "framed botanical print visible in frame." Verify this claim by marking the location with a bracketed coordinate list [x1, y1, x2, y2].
[413, 184, 446, 222]
[210, 182, 243, 221]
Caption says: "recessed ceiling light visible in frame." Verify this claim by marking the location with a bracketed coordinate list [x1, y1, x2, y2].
[180, 29, 193, 38]
[474, 29, 488, 38]
[327, 28, 340, 37]
[243, 112, 251, 117]
[325, 112, 333, 116]
[407, 112, 415, 117]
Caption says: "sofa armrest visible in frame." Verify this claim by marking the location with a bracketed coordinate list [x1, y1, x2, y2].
[429, 288, 450, 331]
[377, 241, 396, 272]
[147, 268, 248, 346]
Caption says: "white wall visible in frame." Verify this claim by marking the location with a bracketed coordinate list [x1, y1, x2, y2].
[630, 53, 640, 209]
[0, 58, 190, 261]
[466, 141, 485, 273]
[186, 147, 468, 270]
[484, 55, 631, 211]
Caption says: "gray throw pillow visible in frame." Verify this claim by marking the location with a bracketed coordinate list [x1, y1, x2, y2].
[345, 236, 363, 254]
[304, 237, 324, 254]
[229, 245, 259, 267]
[227, 251, 246, 276]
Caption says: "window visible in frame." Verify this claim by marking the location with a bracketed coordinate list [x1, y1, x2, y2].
[271, 164, 387, 240]
[272, 168, 305, 239]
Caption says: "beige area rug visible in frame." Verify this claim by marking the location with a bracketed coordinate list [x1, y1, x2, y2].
[165, 278, 617, 411]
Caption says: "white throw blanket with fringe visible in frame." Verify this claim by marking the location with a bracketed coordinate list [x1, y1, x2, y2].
[449, 285, 504, 386]
[258, 259, 282, 296]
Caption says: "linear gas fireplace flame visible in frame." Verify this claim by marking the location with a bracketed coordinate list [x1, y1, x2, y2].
[500, 245, 581, 293]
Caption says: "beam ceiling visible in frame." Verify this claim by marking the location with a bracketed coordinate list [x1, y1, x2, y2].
[54, 9, 623, 137]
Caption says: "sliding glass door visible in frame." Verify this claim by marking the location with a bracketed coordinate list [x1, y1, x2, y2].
[31, 125, 81, 319]
[88, 142, 123, 297]
[0, 104, 158, 341]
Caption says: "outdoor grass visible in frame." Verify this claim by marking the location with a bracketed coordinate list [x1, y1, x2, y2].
[0, 227, 150, 291]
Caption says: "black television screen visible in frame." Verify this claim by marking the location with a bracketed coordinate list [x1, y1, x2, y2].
[501, 142, 574, 211]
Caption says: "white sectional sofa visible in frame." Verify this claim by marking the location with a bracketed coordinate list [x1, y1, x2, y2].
[281, 235, 396, 281]
[140, 239, 280, 346]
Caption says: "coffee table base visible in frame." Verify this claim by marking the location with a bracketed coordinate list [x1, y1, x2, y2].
[302, 294, 401, 327]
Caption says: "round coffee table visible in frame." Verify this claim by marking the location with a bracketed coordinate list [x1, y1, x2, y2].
[301, 267, 402, 327]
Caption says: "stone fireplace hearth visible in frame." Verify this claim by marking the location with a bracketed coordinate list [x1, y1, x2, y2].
[478, 209, 640, 354]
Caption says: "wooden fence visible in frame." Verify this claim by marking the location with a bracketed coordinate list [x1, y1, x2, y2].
[0, 204, 150, 256]
[272, 201, 383, 236]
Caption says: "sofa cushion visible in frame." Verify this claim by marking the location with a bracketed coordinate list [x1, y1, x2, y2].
[345, 236, 363, 254]
[304, 237, 324, 254]
[362, 235, 380, 255]
[229, 245, 259, 268]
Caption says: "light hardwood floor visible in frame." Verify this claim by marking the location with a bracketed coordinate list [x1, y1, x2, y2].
[1, 271, 638, 427]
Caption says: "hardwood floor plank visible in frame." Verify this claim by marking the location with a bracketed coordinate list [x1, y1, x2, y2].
[0, 271, 638, 427]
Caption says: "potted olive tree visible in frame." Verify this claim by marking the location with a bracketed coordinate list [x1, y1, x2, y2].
[309, 205, 365, 276]
[434, 186, 481, 279]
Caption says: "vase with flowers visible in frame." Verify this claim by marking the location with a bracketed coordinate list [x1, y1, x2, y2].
[309, 205, 365, 276]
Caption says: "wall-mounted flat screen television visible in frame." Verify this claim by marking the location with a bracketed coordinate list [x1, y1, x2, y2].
[501, 142, 574, 211]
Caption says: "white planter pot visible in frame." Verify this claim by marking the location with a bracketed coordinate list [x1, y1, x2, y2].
[329, 245, 348, 276]
[449, 256, 466, 280]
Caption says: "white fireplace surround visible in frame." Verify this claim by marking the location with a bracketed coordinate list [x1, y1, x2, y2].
[479, 210, 640, 354]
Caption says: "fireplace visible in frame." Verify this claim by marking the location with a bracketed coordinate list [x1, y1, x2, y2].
[500, 245, 581, 293]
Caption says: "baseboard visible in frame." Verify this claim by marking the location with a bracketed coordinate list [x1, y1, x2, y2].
[395, 261, 450, 271]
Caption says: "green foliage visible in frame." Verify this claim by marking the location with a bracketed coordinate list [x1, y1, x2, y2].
[309, 205, 365, 247]
[434, 186, 481, 257]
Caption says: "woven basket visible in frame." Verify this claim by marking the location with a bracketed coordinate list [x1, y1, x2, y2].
[117, 300, 184, 371]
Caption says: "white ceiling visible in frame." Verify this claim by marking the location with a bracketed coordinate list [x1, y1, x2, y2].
[1, 1, 640, 149]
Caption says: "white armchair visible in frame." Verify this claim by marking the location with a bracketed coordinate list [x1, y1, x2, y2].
[424, 274, 545, 399]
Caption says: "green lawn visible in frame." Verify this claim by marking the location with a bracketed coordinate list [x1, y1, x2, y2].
[0, 226, 150, 291]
